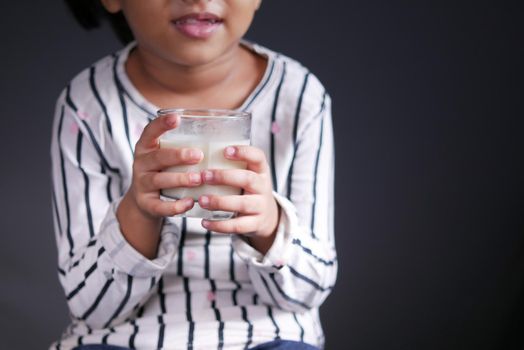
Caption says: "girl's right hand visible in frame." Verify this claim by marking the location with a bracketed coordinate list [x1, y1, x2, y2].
[117, 113, 202, 258]
[129, 114, 203, 218]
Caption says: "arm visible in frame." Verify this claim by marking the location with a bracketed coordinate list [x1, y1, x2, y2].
[51, 92, 199, 328]
[244, 94, 336, 312]
[201, 93, 337, 313]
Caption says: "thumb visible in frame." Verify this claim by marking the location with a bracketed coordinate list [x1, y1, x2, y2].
[135, 113, 179, 155]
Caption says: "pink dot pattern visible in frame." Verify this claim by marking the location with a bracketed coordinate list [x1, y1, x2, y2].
[69, 122, 79, 135]
[186, 250, 196, 261]
[271, 121, 281, 134]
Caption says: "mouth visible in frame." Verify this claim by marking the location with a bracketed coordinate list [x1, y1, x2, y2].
[172, 13, 224, 39]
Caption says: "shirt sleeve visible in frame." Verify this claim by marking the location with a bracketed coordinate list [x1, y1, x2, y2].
[232, 92, 337, 313]
[50, 90, 180, 329]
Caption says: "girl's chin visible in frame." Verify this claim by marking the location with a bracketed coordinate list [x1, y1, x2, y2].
[167, 44, 236, 67]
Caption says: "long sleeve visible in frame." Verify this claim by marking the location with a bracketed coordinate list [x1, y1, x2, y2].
[233, 91, 337, 313]
[49, 42, 336, 349]
[50, 89, 180, 329]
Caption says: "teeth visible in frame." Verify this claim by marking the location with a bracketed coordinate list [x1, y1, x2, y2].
[176, 18, 220, 25]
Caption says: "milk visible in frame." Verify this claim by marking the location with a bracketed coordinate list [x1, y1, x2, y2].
[159, 136, 250, 219]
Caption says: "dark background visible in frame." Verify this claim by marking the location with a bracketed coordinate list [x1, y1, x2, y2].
[1, 1, 523, 349]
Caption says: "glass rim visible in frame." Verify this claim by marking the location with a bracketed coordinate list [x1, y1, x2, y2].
[157, 108, 251, 119]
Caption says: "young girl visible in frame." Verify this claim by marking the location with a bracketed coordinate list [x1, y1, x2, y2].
[51, 1, 336, 349]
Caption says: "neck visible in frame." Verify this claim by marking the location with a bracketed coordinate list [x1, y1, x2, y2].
[129, 44, 242, 97]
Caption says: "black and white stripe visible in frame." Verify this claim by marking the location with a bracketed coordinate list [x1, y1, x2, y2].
[81, 276, 114, 321]
[210, 279, 225, 349]
[183, 277, 195, 349]
[103, 275, 133, 328]
[51, 184, 63, 236]
[269, 61, 287, 191]
[310, 92, 328, 238]
[64, 87, 121, 175]
[89, 65, 113, 138]
[76, 132, 95, 238]
[204, 230, 211, 279]
[293, 313, 305, 343]
[243, 58, 276, 111]
[288, 266, 334, 293]
[66, 247, 105, 300]
[269, 272, 311, 310]
[50, 41, 335, 349]
[286, 72, 310, 199]
[156, 277, 166, 349]
[292, 238, 337, 266]
[258, 275, 282, 341]
[241, 306, 253, 349]
[112, 55, 134, 156]
[57, 104, 74, 257]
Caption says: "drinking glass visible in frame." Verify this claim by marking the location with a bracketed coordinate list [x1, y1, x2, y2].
[157, 108, 252, 220]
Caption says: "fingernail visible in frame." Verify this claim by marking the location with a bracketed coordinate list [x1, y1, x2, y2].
[225, 146, 236, 157]
[189, 173, 201, 184]
[183, 149, 199, 159]
[165, 115, 177, 127]
[200, 195, 209, 206]
[190, 149, 203, 159]
[202, 220, 210, 228]
[183, 198, 193, 207]
[203, 170, 213, 182]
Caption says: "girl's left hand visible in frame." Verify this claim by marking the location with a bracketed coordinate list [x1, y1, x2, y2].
[198, 145, 280, 254]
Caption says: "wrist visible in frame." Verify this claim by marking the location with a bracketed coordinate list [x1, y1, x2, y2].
[117, 192, 163, 259]
[118, 191, 156, 222]
[261, 206, 280, 238]
[248, 202, 281, 255]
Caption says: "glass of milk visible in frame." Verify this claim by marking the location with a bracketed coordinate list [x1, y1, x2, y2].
[157, 108, 251, 220]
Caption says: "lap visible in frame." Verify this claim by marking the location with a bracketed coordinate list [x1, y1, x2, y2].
[73, 340, 319, 350]
[73, 346, 130, 350]
[249, 340, 320, 350]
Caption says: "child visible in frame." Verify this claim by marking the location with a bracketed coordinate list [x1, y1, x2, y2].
[51, 0, 337, 349]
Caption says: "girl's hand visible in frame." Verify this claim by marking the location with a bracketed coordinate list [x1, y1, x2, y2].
[117, 113, 204, 258]
[128, 114, 204, 218]
[197, 146, 280, 254]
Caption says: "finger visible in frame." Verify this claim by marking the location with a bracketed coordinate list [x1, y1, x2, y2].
[135, 114, 179, 155]
[199, 194, 261, 215]
[202, 169, 265, 194]
[139, 196, 194, 217]
[224, 145, 269, 174]
[135, 147, 203, 172]
[202, 215, 258, 234]
[139, 171, 202, 191]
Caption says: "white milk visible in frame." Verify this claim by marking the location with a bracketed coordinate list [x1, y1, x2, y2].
[159, 136, 250, 219]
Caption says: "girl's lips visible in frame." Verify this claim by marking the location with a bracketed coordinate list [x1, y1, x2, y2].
[172, 13, 223, 39]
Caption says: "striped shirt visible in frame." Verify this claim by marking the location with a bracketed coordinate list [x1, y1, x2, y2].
[50, 41, 336, 350]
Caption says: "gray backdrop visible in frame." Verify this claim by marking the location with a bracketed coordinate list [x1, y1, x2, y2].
[1, 1, 523, 349]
